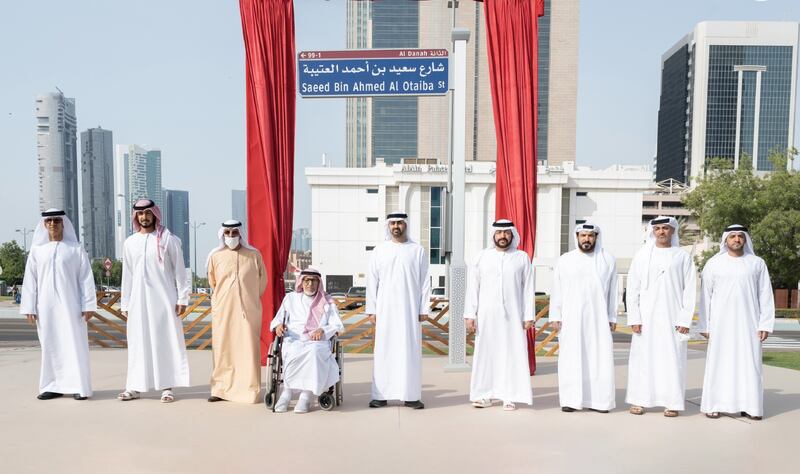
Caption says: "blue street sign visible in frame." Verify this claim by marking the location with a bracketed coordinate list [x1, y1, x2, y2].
[298, 49, 449, 98]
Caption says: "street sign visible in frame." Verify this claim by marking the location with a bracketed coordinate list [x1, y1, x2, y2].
[298, 49, 449, 98]
[103, 258, 113, 271]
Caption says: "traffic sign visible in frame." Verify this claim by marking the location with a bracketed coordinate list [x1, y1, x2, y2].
[103, 258, 113, 271]
[298, 49, 449, 98]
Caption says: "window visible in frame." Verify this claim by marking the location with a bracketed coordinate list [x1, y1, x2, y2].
[429, 187, 445, 264]
[366, 188, 378, 194]
[576, 191, 588, 197]
[575, 219, 586, 225]
[365, 246, 375, 251]
[366, 217, 378, 222]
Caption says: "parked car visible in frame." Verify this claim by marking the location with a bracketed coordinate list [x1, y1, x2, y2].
[344, 286, 366, 310]
[431, 287, 447, 299]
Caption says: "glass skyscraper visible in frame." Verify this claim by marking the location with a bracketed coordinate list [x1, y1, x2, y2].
[655, 22, 798, 183]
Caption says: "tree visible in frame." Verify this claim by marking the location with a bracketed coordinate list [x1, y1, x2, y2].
[91, 259, 122, 288]
[683, 150, 800, 288]
[0, 241, 27, 285]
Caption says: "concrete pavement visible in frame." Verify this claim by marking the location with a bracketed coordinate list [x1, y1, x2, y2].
[1, 347, 799, 474]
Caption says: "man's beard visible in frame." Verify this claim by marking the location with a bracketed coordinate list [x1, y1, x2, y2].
[494, 237, 511, 249]
[303, 289, 318, 296]
[139, 219, 155, 229]
[391, 228, 403, 236]
[579, 241, 595, 252]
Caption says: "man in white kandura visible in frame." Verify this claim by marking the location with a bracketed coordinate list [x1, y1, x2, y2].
[699, 224, 774, 420]
[550, 223, 617, 413]
[21, 209, 96, 401]
[118, 198, 191, 403]
[270, 268, 343, 413]
[626, 216, 696, 417]
[464, 219, 534, 411]
[366, 211, 430, 409]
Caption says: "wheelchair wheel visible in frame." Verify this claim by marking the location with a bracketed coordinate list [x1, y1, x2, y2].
[264, 391, 276, 409]
[319, 392, 335, 411]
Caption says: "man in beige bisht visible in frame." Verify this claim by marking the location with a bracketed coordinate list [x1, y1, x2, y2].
[206, 220, 267, 403]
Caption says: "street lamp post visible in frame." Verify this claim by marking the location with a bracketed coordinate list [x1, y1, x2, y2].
[191, 221, 206, 293]
[15, 228, 33, 253]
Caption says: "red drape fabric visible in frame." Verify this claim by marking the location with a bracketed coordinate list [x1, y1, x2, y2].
[484, 0, 544, 375]
[239, 0, 296, 365]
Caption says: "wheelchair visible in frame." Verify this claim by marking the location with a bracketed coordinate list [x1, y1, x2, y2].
[264, 334, 343, 412]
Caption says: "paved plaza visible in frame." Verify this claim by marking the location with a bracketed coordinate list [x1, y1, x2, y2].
[1, 344, 798, 474]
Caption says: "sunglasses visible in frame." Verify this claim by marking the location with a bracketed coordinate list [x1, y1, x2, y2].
[44, 218, 63, 224]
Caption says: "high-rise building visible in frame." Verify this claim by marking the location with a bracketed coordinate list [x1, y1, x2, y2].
[80, 127, 115, 259]
[163, 189, 190, 267]
[655, 21, 799, 184]
[291, 228, 312, 252]
[231, 190, 248, 237]
[36, 91, 79, 227]
[345, 0, 578, 167]
[113, 144, 164, 258]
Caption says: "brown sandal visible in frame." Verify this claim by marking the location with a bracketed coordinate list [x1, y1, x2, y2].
[629, 405, 644, 415]
[705, 412, 720, 419]
[741, 411, 762, 420]
[664, 409, 679, 417]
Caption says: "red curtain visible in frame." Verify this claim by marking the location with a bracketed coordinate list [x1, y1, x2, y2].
[484, 0, 544, 375]
[240, 0, 296, 365]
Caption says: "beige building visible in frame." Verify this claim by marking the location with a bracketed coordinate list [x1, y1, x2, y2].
[345, 0, 579, 167]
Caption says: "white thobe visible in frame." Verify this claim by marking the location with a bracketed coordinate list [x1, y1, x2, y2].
[20, 241, 96, 397]
[464, 248, 534, 404]
[698, 253, 774, 416]
[270, 292, 343, 395]
[121, 231, 191, 392]
[366, 240, 430, 402]
[550, 250, 617, 410]
[626, 246, 696, 410]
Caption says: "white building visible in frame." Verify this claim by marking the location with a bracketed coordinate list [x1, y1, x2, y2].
[113, 144, 163, 259]
[306, 160, 654, 295]
[35, 91, 79, 228]
[655, 21, 799, 184]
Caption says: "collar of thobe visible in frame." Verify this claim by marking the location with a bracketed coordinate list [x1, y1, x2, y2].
[205, 220, 257, 268]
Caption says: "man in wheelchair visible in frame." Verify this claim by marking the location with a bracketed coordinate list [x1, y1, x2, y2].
[269, 268, 343, 413]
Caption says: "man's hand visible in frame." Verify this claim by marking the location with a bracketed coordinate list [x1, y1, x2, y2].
[759, 331, 769, 342]
[551, 321, 562, 332]
[523, 320, 534, 331]
[275, 324, 286, 337]
[418, 314, 426, 323]
[465, 318, 477, 334]
[367, 314, 376, 325]
[26, 314, 37, 327]
[631, 324, 642, 334]
[701, 332, 709, 339]
[175, 305, 186, 317]
[676, 326, 689, 334]
[82, 312, 93, 322]
[310, 328, 325, 341]
[609, 322, 617, 332]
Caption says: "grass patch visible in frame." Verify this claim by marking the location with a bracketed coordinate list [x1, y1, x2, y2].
[763, 352, 800, 371]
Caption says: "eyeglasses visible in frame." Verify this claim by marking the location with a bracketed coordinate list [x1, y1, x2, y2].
[223, 230, 240, 237]
[44, 218, 63, 224]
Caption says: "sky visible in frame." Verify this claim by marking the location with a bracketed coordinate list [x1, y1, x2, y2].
[0, 0, 797, 275]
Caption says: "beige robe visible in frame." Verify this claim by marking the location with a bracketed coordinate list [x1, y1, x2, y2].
[208, 246, 266, 403]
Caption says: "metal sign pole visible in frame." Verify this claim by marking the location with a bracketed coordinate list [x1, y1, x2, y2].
[445, 27, 471, 372]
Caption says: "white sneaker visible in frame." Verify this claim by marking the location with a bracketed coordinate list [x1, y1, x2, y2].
[503, 401, 517, 411]
[274, 388, 292, 413]
[294, 390, 312, 414]
[472, 399, 492, 408]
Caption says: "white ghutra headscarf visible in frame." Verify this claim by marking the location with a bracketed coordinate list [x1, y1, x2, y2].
[205, 219, 257, 268]
[384, 211, 415, 243]
[572, 222, 615, 285]
[31, 209, 79, 247]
